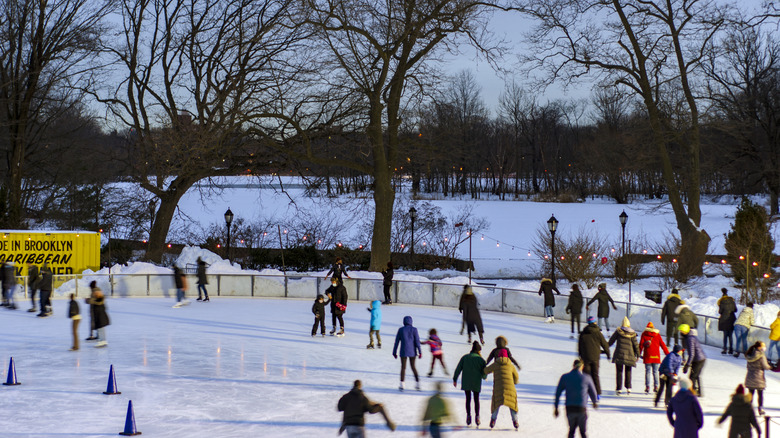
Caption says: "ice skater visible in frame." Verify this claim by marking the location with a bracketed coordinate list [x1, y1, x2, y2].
[91, 288, 110, 347]
[172, 265, 189, 308]
[661, 289, 683, 346]
[565, 284, 584, 339]
[459, 285, 484, 344]
[679, 324, 706, 397]
[578, 316, 611, 396]
[26, 262, 39, 313]
[744, 341, 771, 415]
[538, 277, 560, 323]
[666, 377, 703, 438]
[393, 315, 422, 391]
[86, 280, 98, 340]
[196, 257, 209, 301]
[639, 321, 668, 393]
[68, 293, 81, 351]
[717, 384, 761, 438]
[381, 262, 393, 304]
[367, 300, 381, 348]
[326, 257, 350, 285]
[2, 261, 17, 310]
[453, 341, 486, 427]
[421, 381, 451, 438]
[734, 303, 755, 358]
[717, 288, 737, 355]
[326, 277, 348, 336]
[422, 328, 447, 376]
[586, 283, 617, 332]
[483, 349, 519, 430]
[37, 262, 53, 317]
[554, 359, 598, 438]
[312, 294, 327, 337]
[485, 336, 520, 368]
[769, 311, 780, 367]
[654, 345, 683, 408]
[609, 316, 639, 395]
[337, 380, 396, 437]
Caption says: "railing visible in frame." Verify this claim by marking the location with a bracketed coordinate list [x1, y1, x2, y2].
[8, 272, 771, 351]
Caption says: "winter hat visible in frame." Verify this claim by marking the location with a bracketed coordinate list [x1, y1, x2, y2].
[471, 341, 482, 353]
[598, 283, 606, 289]
[679, 377, 692, 391]
[464, 285, 474, 295]
[621, 317, 631, 328]
[353, 380, 362, 389]
[735, 384, 745, 395]
[495, 336, 508, 348]
[671, 288, 679, 295]
[587, 316, 597, 324]
[721, 288, 728, 295]
[646, 322, 654, 329]
[673, 344, 684, 354]
[571, 284, 580, 291]
[678, 324, 691, 335]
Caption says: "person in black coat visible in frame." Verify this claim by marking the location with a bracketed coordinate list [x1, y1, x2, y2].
[566, 284, 584, 338]
[68, 293, 81, 351]
[326, 277, 348, 336]
[382, 261, 394, 304]
[538, 278, 561, 323]
[326, 257, 350, 285]
[717, 288, 737, 355]
[578, 316, 611, 396]
[91, 288, 110, 348]
[459, 285, 484, 344]
[196, 258, 209, 302]
[337, 380, 395, 435]
[2, 261, 17, 309]
[37, 263, 53, 317]
[586, 283, 617, 332]
[26, 262, 39, 313]
[311, 294, 328, 337]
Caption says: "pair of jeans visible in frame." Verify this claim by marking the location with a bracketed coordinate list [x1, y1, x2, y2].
[545, 305, 554, 317]
[345, 425, 365, 438]
[566, 408, 588, 438]
[615, 363, 632, 391]
[598, 317, 609, 332]
[722, 328, 734, 351]
[428, 423, 442, 438]
[197, 284, 208, 299]
[734, 325, 749, 353]
[490, 407, 518, 422]
[176, 288, 185, 302]
[768, 340, 780, 362]
[645, 363, 660, 388]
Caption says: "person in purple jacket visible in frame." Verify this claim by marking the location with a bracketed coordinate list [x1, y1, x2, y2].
[666, 377, 703, 438]
[679, 324, 707, 397]
[393, 315, 422, 391]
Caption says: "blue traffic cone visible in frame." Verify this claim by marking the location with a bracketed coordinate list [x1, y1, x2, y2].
[118, 400, 142, 436]
[103, 364, 121, 395]
[3, 357, 20, 386]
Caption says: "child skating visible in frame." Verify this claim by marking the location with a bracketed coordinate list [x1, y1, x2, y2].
[422, 328, 448, 376]
[311, 294, 327, 337]
[367, 300, 382, 348]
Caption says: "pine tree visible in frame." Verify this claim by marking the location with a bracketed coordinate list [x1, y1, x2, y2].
[724, 197, 776, 303]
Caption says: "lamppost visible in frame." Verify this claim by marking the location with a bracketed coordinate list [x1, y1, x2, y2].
[547, 214, 558, 285]
[224, 208, 234, 264]
[409, 206, 417, 268]
[619, 210, 628, 279]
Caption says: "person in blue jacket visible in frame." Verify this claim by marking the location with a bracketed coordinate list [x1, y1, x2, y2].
[655, 344, 684, 408]
[554, 359, 598, 438]
[393, 315, 422, 391]
[666, 377, 703, 438]
[367, 300, 382, 349]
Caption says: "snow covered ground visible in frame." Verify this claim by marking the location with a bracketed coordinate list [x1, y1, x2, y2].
[0, 296, 777, 437]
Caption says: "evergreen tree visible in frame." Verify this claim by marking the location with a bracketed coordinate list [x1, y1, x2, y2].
[725, 197, 776, 303]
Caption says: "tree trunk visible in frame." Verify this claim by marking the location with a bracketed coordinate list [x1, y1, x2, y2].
[145, 183, 188, 263]
[370, 168, 394, 271]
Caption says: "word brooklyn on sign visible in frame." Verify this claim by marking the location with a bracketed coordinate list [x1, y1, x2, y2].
[0, 231, 100, 276]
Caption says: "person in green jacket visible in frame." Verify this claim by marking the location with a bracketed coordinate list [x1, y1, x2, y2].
[453, 341, 487, 427]
[422, 381, 451, 438]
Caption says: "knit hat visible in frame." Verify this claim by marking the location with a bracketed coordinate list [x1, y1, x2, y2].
[679, 377, 692, 391]
[621, 316, 631, 328]
[735, 384, 745, 395]
[678, 324, 690, 335]
[587, 316, 596, 324]
[673, 344, 684, 353]
[646, 322, 654, 329]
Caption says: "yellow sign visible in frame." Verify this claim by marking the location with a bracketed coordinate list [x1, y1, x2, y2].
[0, 231, 100, 276]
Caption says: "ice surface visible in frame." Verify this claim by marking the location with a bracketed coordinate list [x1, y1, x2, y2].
[0, 296, 777, 437]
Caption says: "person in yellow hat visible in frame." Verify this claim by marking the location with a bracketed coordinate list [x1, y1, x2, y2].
[678, 324, 707, 397]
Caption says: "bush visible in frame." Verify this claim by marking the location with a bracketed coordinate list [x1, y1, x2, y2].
[532, 225, 609, 288]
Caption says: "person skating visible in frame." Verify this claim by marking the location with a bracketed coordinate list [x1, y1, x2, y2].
[67, 293, 81, 351]
[453, 341, 487, 427]
[734, 303, 755, 358]
[393, 315, 422, 391]
[768, 311, 780, 367]
[666, 377, 703, 438]
[2, 261, 17, 310]
[655, 345, 684, 408]
[586, 283, 617, 332]
[566, 284, 584, 339]
[312, 294, 328, 337]
[459, 285, 484, 344]
[679, 324, 707, 397]
[37, 262, 53, 316]
[539, 277, 561, 323]
[172, 265, 189, 308]
[661, 289, 683, 346]
[718, 288, 737, 355]
[639, 321, 669, 393]
[195, 257, 209, 302]
[675, 302, 699, 331]
[422, 328, 448, 376]
[554, 359, 598, 438]
[744, 341, 771, 416]
[86, 281, 98, 340]
[326, 257, 350, 285]
[717, 384, 761, 438]
[609, 316, 639, 395]
[366, 300, 381, 348]
[326, 277, 348, 336]
[91, 287, 110, 348]
[421, 381, 451, 438]
[337, 380, 396, 437]
[483, 349, 520, 430]
[485, 335, 521, 368]
[381, 262, 393, 304]
[26, 262, 39, 313]
[578, 316, 611, 396]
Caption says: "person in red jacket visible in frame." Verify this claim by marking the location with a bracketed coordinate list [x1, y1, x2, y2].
[639, 321, 669, 393]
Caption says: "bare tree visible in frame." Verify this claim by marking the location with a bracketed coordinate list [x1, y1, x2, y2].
[95, 0, 305, 262]
[519, 0, 730, 279]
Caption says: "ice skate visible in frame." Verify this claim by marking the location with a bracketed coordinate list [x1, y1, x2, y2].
[569, 335, 575, 339]
[427, 371, 433, 377]
[27, 307, 36, 312]
[654, 386, 659, 393]
[398, 381, 404, 391]
[95, 341, 108, 348]
[196, 297, 203, 301]
[336, 327, 345, 337]
[489, 418, 496, 429]
[203, 297, 209, 302]
[513, 420, 519, 430]
[466, 414, 472, 426]
[627, 388, 631, 394]
[616, 390, 622, 396]
[330, 327, 336, 336]
[366, 344, 374, 349]
[475, 416, 481, 428]
[377, 343, 381, 349]
[645, 386, 650, 394]
[172, 302, 183, 308]
[759, 408, 766, 416]
[416, 381, 421, 391]
[721, 349, 728, 355]
[551, 316, 555, 323]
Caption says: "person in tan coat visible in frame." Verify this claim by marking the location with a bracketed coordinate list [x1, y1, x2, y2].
[484, 352, 520, 431]
[744, 341, 771, 415]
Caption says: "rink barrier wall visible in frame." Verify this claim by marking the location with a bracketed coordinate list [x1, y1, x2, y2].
[9, 273, 771, 351]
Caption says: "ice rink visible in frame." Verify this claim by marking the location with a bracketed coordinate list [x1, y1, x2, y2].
[0, 296, 776, 437]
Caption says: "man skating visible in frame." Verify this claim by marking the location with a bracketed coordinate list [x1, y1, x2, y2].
[555, 359, 598, 438]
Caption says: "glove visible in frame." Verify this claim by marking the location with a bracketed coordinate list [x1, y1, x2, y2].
[612, 304, 618, 310]
[393, 354, 398, 359]
[553, 408, 559, 418]
[453, 381, 457, 387]
[565, 308, 570, 314]
[419, 353, 423, 359]
[592, 403, 598, 410]
[683, 365, 689, 374]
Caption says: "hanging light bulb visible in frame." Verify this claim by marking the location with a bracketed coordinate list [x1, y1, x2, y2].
[496, 242, 499, 247]
[527, 251, 531, 257]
